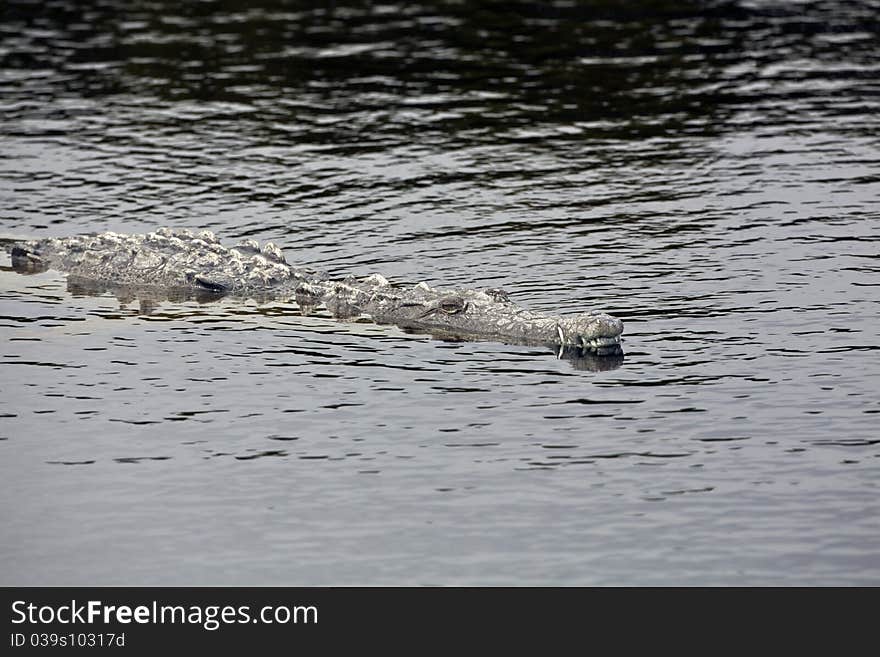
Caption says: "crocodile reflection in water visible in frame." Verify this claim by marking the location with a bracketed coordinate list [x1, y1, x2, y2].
[8, 228, 624, 369]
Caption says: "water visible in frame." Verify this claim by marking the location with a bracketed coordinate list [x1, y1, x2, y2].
[1, 0, 878, 585]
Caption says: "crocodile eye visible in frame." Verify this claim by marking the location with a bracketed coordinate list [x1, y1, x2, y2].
[437, 296, 468, 314]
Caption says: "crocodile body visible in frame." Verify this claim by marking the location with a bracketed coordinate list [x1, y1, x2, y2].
[8, 228, 624, 355]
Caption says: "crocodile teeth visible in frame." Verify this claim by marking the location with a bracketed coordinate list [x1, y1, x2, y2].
[579, 335, 622, 350]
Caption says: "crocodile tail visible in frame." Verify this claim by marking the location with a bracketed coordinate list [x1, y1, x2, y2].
[9, 242, 49, 273]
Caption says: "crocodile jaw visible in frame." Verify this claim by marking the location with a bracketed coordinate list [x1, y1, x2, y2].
[556, 313, 624, 352]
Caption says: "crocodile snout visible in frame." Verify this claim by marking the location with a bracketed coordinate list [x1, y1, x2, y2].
[557, 312, 624, 353]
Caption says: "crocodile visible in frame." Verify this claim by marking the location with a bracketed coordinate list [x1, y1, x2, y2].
[7, 228, 624, 356]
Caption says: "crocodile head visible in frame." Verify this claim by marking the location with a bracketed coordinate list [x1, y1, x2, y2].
[360, 283, 624, 355]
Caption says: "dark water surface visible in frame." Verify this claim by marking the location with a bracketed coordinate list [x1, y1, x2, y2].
[1, 0, 878, 585]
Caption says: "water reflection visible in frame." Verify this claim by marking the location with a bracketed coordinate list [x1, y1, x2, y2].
[0, 0, 748, 143]
[5, 1, 877, 144]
